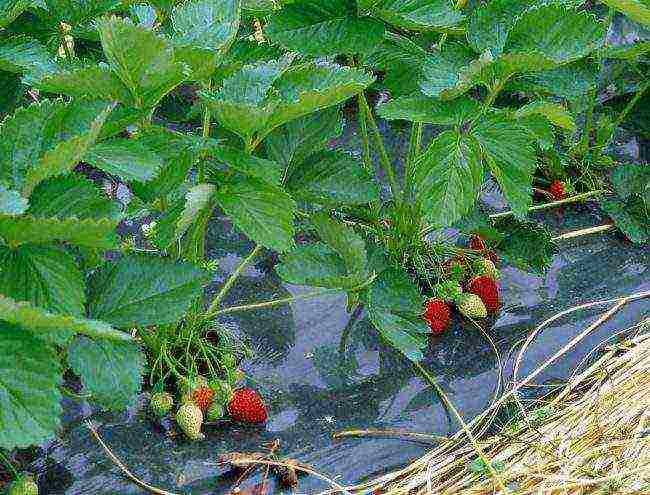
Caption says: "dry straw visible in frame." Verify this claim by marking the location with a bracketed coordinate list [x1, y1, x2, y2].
[340, 294, 650, 495]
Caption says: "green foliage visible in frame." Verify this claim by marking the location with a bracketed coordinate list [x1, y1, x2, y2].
[88, 255, 210, 327]
[0, 329, 62, 449]
[67, 337, 144, 411]
[0, 0, 644, 449]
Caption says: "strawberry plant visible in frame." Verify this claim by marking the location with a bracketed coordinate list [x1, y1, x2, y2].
[0, 0, 649, 465]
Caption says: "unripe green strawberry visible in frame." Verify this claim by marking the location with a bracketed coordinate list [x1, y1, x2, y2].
[473, 258, 500, 280]
[457, 294, 487, 318]
[8, 475, 38, 495]
[176, 403, 204, 440]
[206, 402, 225, 421]
[434, 280, 463, 302]
[150, 391, 173, 417]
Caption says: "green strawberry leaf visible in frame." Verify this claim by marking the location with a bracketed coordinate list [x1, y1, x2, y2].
[611, 163, 650, 201]
[418, 42, 475, 98]
[364, 32, 432, 96]
[205, 146, 283, 185]
[505, 5, 606, 64]
[0, 329, 62, 449]
[286, 150, 379, 206]
[519, 61, 598, 99]
[85, 138, 164, 182]
[0, 245, 85, 318]
[600, 0, 650, 26]
[0, 99, 113, 196]
[0, 215, 118, 249]
[367, 308, 427, 362]
[263, 62, 375, 137]
[27, 176, 121, 220]
[276, 243, 351, 288]
[472, 115, 537, 219]
[68, 336, 144, 411]
[26, 64, 133, 104]
[377, 95, 479, 125]
[467, 0, 532, 55]
[494, 218, 557, 274]
[0, 35, 58, 75]
[415, 130, 483, 227]
[514, 101, 575, 132]
[88, 255, 211, 327]
[0, 0, 34, 28]
[266, 0, 385, 57]
[601, 197, 649, 245]
[175, 183, 216, 241]
[517, 114, 555, 151]
[367, 267, 425, 317]
[40, 0, 121, 25]
[264, 107, 342, 170]
[97, 16, 188, 109]
[0, 185, 28, 215]
[214, 176, 296, 252]
[170, 0, 242, 80]
[201, 57, 293, 140]
[130, 126, 198, 201]
[0, 294, 131, 342]
[311, 212, 369, 280]
[371, 0, 465, 32]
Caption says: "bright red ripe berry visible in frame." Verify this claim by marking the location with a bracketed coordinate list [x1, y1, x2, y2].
[423, 298, 451, 336]
[469, 234, 487, 251]
[549, 180, 566, 201]
[468, 276, 500, 314]
[228, 388, 267, 424]
[192, 386, 215, 413]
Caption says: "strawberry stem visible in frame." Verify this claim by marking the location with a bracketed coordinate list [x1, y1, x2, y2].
[489, 190, 607, 220]
[0, 450, 19, 479]
[205, 244, 263, 317]
[552, 223, 616, 241]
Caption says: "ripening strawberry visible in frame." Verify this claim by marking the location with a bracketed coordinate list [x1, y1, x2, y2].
[423, 299, 451, 336]
[8, 475, 38, 495]
[228, 388, 268, 424]
[150, 391, 173, 417]
[549, 180, 566, 201]
[468, 276, 500, 314]
[473, 258, 500, 280]
[457, 294, 488, 318]
[176, 403, 204, 440]
[469, 234, 487, 251]
[192, 386, 215, 413]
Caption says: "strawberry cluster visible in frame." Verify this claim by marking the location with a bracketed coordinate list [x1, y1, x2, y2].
[422, 233, 502, 335]
[149, 374, 268, 441]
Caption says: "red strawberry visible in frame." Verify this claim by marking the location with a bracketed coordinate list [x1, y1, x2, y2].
[423, 299, 451, 336]
[468, 276, 500, 314]
[192, 386, 215, 413]
[228, 388, 267, 424]
[549, 180, 566, 201]
[469, 234, 487, 251]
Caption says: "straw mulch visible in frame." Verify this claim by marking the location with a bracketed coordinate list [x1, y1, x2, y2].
[351, 318, 650, 495]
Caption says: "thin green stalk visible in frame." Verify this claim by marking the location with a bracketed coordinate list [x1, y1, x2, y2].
[199, 81, 212, 182]
[358, 93, 401, 201]
[357, 93, 372, 173]
[488, 190, 607, 220]
[420, 190, 607, 237]
[211, 275, 377, 318]
[608, 82, 649, 146]
[210, 287, 341, 317]
[0, 450, 19, 479]
[205, 244, 262, 317]
[404, 122, 423, 200]
[414, 362, 510, 493]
